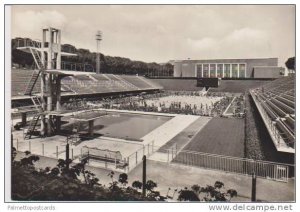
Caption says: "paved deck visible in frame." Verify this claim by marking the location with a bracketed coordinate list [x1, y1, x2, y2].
[14, 152, 294, 202]
[128, 160, 295, 202]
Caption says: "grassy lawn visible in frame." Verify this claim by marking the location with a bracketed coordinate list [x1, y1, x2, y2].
[182, 117, 245, 157]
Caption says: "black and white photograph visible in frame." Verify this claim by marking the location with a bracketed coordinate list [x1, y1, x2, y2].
[2, 2, 297, 209]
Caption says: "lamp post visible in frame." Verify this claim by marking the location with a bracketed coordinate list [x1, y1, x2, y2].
[96, 31, 102, 74]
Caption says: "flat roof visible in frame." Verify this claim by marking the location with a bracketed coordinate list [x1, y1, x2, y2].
[170, 57, 278, 63]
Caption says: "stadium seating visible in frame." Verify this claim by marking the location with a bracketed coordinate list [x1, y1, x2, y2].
[251, 76, 295, 149]
[11, 69, 41, 96]
[11, 69, 161, 97]
[119, 75, 156, 90]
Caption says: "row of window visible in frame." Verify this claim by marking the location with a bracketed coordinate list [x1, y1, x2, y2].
[196, 63, 246, 78]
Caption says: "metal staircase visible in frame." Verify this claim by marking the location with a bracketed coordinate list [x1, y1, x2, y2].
[24, 41, 44, 96]
[31, 95, 43, 110]
[23, 96, 43, 139]
[24, 70, 41, 95]
[24, 114, 41, 139]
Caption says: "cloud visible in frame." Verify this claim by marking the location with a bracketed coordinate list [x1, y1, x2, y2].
[187, 37, 217, 50]
[224, 27, 268, 43]
[13, 10, 67, 38]
[184, 27, 271, 60]
[10, 5, 295, 66]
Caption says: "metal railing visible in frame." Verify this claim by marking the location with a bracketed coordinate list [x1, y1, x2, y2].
[172, 150, 291, 182]
[15, 38, 41, 49]
[12, 135, 292, 182]
[61, 61, 94, 72]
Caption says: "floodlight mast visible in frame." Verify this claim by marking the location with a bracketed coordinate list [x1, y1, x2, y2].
[96, 31, 102, 74]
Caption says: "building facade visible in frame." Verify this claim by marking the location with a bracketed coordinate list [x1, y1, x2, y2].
[171, 58, 280, 78]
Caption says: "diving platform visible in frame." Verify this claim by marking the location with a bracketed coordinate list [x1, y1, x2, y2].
[16, 46, 77, 57]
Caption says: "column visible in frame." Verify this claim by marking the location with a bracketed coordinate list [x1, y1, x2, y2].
[222, 64, 224, 78]
[40, 73, 46, 136]
[88, 120, 94, 137]
[41, 29, 46, 68]
[215, 63, 217, 78]
[47, 115, 52, 136]
[47, 27, 53, 69]
[208, 64, 210, 78]
[56, 30, 61, 70]
[47, 74, 53, 111]
[230, 64, 232, 78]
[237, 64, 240, 78]
[194, 64, 197, 77]
[47, 74, 53, 136]
[201, 64, 203, 78]
[56, 76, 62, 111]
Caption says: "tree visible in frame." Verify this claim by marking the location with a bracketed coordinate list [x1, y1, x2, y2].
[132, 180, 143, 190]
[118, 173, 128, 187]
[227, 189, 238, 201]
[178, 188, 200, 201]
[191, 184, 201, 194]
[145, 180, 157, 193]
[285, 57, 295, 71]
[11, 37, 173, 76]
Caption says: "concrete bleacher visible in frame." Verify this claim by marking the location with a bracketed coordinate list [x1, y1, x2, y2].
[11, 69, 41, 96]
[119, 75, 157, 90]
[250, 76, 295, 153]
[11, 69, 161, 97]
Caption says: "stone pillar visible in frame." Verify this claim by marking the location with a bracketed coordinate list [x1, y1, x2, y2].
[88, 120, 94, 137]
[222, 64, 225, 78]
[56, 76, 62, 111]
[47, 74, 53, 136]
[47, 115, 52, 136]
[41, 29, 46, 68]
[56, 30, 61, 70]
[230, 64, 232, 78]
[208, 64, 210, 78]
[40, 73, 46, 136]
[237, 64, 240, 78]
[47, 74, 53, 111]
[215, 63, 217, 78]
[47, 27, 53, 69]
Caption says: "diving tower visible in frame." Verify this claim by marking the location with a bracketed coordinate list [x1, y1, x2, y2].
[16, 27, 95, 138]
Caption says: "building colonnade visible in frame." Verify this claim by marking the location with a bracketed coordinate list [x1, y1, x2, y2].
[194, 63, 247, 78]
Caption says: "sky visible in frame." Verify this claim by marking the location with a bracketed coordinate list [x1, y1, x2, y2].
[10, 5, 295, 66]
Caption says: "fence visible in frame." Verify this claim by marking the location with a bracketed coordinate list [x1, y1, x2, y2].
[12, 138, 292, 181]
[172, 150, 291, 182]
[13, 138, 75, 160]
[127, 141, 156, 172]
